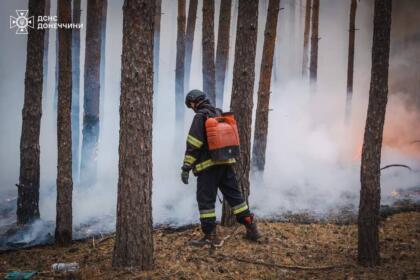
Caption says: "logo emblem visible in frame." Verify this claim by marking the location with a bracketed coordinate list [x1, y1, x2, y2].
[10, 10, 34, 34]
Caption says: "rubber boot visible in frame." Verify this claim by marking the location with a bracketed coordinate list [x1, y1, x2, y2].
[242, 215, 262, 241]
[245, 222, 262, 241]
[190, 228, 224, 247]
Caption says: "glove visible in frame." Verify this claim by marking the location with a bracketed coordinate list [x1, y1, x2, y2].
[181, 169, 189, 184]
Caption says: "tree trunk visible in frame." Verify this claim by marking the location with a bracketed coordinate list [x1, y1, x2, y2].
[175, 0, 186, 127]
[221, 0, 258, 226]
[99, 0, 108, 133]
[80, 0, 104, 188]
[43, 0, 50, 97]
[202, 0, 216, 104]
[112, 0, 154, 269]
[358, 0, 392, 267]
[215, 0, 232, 108]
[251, 0, 280, 171]
[17, 0, 46, 225]
[309, 0, 319, 85]
[301, 0, 311, 78]
[225, 0, 238, 86]
[55, 0, 73, 245]
[298, 0, 303, 62]
[345, 0, 357, 124]
[54, 4, 59, 112]
[184, 0, 198, 90]
[289, 0, 297, 76]
[153, 0, 162, 98]
[72, 0, 81, 184]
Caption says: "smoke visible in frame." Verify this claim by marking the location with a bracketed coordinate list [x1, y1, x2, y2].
[0, 0, 419, 247]
[250, 0, 420, 217]
[250, 80, 420, 217]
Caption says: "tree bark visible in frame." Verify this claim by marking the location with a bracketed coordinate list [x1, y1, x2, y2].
[215, 0, 232, 108]
[72, 0, 81, 184]
[202, 0, 216, 104]
[222, 0, 258, 226]
[309, 0, 319, 85]
[184, 0, 198, 90]
[251, 0, 280, 171]
[289, 0, 297, 76]
[153, 0, 162, 98]
[99, 0, 108, 133]
[112, 0, 154, 269]
[175, 0, 186, 127]
[225, 0, 238, 86]
[43, 0, 50, 97]
[345, 0, 357, 124]
[358, 0, 392, 267]
[80, 0, 104, 188]
[54, 4, 59, 112]
[301, 0, 311, 78]
[55, 0, 73, 245]
[17, 0, 46, 225]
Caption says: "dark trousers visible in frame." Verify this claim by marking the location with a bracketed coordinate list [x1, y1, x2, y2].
[196, 164, 251, 234]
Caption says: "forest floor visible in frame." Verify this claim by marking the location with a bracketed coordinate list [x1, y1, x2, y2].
[0, 212, 419, 280]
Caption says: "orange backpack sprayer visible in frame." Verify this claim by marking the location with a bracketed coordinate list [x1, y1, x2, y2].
[205, 112, 240, 161]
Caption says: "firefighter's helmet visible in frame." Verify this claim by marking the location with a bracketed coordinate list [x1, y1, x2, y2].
[185, 89, 209, 108]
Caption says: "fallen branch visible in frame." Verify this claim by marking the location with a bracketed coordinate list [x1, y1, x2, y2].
[380, 164, 412, 171]
[214, 253, 351, 271]
[97, 234, 115, 245]
[221, 225, 241, 242]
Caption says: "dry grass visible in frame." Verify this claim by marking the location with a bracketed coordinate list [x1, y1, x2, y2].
[1, 212, 419, 279]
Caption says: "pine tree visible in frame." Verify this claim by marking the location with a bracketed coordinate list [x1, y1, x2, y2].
[80, 0, 105, 188]
[17, 0, 46, 225]
[222, 0, 259, 226]
[42, 0, 50, 97]
[153, 0, 162, 98]
[184, 0, 198, 90]
[72, 0, 81, 183]
[54, 3, 59, 112]
[215, 0, 232, 108]
[112, 0, 155, 269]
[309, 0, 319, 85]
[175, 0, 186, 127]
[301, 0, 311, 78]
[251, 0, 280, 171]
[202, 0, 216, 104]
[358, 0, 392, 267]
[99, 0, 108, 131]
[345, 0, 357, 123]
[289, 0, 297, 75]
[55, 0, 73, 244]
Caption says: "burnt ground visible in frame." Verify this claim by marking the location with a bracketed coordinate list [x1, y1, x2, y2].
[0, 212, 419, 279]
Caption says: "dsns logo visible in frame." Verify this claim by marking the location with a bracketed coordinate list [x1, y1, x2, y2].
[10, 10, 34, 35]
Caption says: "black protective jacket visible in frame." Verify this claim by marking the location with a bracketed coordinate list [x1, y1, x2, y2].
[182, 103, 236, 175]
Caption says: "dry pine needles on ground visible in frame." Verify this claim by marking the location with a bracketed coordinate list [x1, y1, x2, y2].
[0, 212, 419, 279]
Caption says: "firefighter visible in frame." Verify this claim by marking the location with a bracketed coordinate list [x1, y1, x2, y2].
[181, 89, 262, 246]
